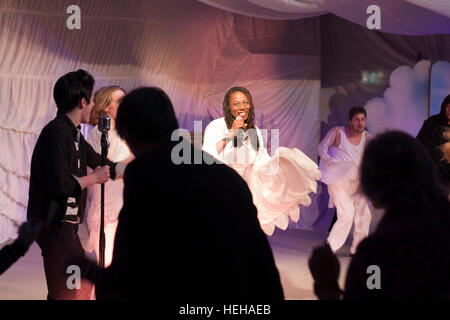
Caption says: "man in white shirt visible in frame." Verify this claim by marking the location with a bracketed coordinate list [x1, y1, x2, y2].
[318, 107, 372, 256]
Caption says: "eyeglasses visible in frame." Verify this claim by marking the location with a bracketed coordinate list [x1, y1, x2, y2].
[231, 101, 249, 108]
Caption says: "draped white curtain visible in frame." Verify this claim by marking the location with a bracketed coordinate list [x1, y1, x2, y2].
[198, 0, 450, 34]
[0, 0, 322, 244]
[2, 0, 449, 244]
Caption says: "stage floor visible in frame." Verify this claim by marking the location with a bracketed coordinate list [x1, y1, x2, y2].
[0, 228, 353, 300]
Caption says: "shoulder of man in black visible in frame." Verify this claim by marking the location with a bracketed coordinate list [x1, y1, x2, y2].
[35, 115, 74, 147]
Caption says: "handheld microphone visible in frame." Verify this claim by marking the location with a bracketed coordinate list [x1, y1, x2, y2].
[98, 115, 111, 133]
[235, 116, 244, 147]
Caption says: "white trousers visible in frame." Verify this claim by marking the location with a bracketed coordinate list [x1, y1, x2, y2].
[327, 179, 371, 254]
[91, 221, 119, 268]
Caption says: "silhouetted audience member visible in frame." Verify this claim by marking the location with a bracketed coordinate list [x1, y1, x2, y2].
[309, 130, 450, 299]
[0, 220, 42, 275]
[417, 94, 450, 185]
[71, 87, 284, 300]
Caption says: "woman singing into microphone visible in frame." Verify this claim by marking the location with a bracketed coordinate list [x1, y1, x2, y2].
[203, 87, 321, 236]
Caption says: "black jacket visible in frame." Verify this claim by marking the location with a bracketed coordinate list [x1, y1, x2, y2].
[27, 114, 116, 226]
[416, 102, 450, 185]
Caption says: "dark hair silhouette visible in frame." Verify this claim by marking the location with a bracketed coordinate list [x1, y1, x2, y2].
[116, 87, 179, 143]
[53, 69, 94, 115]
[360, 130, 450, 216]
[348, 107, 366, 121]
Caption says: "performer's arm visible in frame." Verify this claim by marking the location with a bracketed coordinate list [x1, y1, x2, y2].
[77, 166, 111, 190]
[255, 126, 266, 151]
[318, 127, 338, 162]
[215, 134, 233, 154]
[203, 122, 229, 159]
[84, 136, 131, 180]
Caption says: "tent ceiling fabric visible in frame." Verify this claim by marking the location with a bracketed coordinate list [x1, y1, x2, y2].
[404, 0, 450, 18]
[198, 0, 450, 35]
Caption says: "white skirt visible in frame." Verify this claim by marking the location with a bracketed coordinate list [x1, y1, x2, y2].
[240, 147, 321, 236]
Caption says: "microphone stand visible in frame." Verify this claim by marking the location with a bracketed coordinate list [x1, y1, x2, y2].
[99, 117, 110, 268]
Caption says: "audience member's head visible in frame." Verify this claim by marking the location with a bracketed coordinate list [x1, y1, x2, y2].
[89, 86, 126, 125]
[53, 69, 95, 117]
[116, 87, 179, 155]
[360, 130, 449, 215]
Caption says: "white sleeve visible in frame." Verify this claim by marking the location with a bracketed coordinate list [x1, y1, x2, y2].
[202, 120, 224, 160]
[87, 126, 101, 154]
[255, 126, 270, 156]
[318, 127, 338, 163]
[256, 127, 265, 150]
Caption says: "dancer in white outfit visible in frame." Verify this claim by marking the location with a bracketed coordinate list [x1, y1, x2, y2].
[318, 107, 372, 255]
[85, 86, 132, 267]
[203, 87, 321, 236]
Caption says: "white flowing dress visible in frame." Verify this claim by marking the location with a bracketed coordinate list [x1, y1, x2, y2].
[85, 125, 131, 267]
[203, 117, 321, 236]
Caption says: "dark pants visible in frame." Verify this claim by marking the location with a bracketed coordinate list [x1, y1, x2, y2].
[36, 222, 92, 300]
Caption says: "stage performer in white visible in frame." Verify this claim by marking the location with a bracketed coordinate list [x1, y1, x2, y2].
[203, 87, 321, 236]
[318, 107, 372, 255]
[85, 86, 132, 267]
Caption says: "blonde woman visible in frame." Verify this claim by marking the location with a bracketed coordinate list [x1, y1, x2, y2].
[84, 86, 131, 268]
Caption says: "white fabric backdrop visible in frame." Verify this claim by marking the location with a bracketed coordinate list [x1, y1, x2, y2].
[1, 0, 448, 244]
[198, 0, 450, 34]
[0, 0, 322, 244]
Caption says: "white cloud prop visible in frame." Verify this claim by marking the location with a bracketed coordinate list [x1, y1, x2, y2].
[365, 60, 430, 137]
[430, 61, 450, 116]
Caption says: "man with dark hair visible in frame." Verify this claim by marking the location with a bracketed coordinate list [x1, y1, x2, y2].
[417, 94, 450, 185]
[27, 69, 128, 300]
[318, 106, 372, 256]
[348, 107, 366, 120]
[71, 87, 284, 300]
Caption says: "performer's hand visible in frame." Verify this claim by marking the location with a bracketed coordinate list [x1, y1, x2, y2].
[93, 165, 110, 184]
[229, 117, 247, 137]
